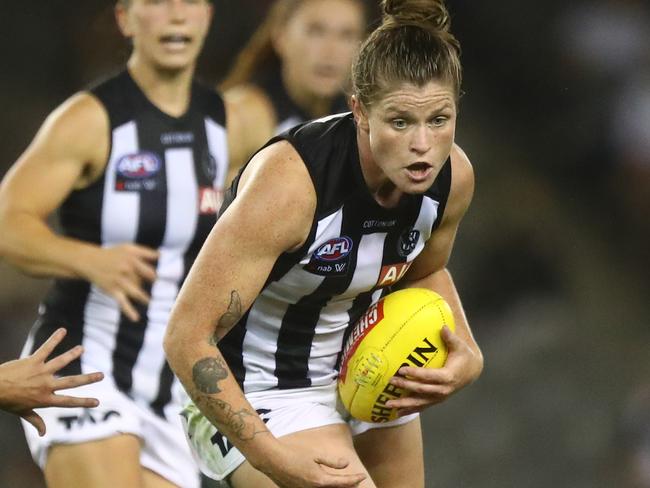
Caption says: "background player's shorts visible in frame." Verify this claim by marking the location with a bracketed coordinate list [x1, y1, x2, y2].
[182, 382, 418, 481]
[22, 377, 200, 488]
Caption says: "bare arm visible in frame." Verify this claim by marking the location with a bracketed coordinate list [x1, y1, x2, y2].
[165, 141, 365, 487]
[224, 84, 277, 184]
[0, 328, 104, 436]
[0, 93, 158, 321]
[390, 143, 483, 413]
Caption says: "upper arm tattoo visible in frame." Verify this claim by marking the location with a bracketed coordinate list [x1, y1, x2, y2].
[211, 290, 242, 345]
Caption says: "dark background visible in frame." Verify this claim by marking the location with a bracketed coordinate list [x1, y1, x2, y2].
[1, 1, 649, 487]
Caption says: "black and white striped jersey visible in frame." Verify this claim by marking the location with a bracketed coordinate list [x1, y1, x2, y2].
[28, 70, 228, 417]
[219, 112, 452, 394]
[254, 70, 349, 135]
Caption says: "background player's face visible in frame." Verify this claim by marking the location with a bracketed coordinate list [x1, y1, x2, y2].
[273, 0, 364, 99]
[354, 80, 457, 195]
[117, 0, 213, 72]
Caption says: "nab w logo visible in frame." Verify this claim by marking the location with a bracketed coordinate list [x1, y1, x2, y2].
[314, 237, 353, 262]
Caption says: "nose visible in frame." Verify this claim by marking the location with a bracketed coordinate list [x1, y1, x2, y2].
[409, 125, 431, 155]
[169, 0, 188, 21]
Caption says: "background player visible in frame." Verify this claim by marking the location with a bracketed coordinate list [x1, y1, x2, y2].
[0, 0, 227, 486]
[165, 0, 483, 486]
[222, 0, 367, 170]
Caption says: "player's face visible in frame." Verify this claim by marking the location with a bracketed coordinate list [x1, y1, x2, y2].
[117, 0, 212, 72]
[274, 0, 364, 99]
[354, 80, 457, 196]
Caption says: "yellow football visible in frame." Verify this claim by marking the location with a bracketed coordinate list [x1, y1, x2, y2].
[337, 288, 455, 422]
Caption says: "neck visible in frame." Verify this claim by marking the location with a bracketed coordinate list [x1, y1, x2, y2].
[356, 129, 403, 208]
[281, 70, 333, 118]
[127, 55, 194, 117]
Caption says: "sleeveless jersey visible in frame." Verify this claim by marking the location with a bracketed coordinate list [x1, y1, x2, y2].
[31, 70, 228, 417]
[219, 112, 452, 394]
[255, 69, 350, 135]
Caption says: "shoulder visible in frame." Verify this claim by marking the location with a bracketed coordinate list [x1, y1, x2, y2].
[236, 140, 316, 252]
[37, 92, 109, 152]
[446, 142, 475, 219]
[223, 83, 276, 128]
[224, 83, 278, 170]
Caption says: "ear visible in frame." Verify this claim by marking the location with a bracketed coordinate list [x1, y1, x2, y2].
[351, 95, 369, 132]
[115, 3, 132, 38]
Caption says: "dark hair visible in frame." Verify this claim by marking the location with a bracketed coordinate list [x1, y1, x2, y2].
[352, 0, 461, 107]
[220, 0, 366, 91]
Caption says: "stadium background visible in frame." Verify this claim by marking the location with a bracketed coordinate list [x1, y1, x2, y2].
[0, 1, 648, 486]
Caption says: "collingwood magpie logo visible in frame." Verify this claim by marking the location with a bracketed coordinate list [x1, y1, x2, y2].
[397, 228, 420, 257]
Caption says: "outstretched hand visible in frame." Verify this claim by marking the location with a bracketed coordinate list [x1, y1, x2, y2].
[0, 328, 104, 436]
[386, 325, 483, 416]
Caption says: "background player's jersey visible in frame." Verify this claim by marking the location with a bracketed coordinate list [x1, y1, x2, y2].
[254, 70, 349, 135]
[28, 70, 228, 418]
[219, 113, 452, 394]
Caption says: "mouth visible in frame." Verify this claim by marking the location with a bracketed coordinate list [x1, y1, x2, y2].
[313, 65, 340, 79]
[159, 34, 193, 50]
[404, 162, 434, 182]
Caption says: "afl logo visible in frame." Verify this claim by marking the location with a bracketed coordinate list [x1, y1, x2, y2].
[314, 236, 353, 262]
[116, 152, 161, 179]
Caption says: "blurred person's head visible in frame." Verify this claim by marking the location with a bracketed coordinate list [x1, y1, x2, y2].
[115, 0, 213, 73]
[351, 0, 462, 195]
[222, 0, 366, 99]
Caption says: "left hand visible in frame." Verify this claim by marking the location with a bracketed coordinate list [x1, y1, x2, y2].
[386, 325, 482, 416]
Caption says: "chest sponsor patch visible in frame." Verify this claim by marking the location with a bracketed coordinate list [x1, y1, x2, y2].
[376, 262, 412, 287]
[199, 187, 222, 215]
[305, 236, 353, 276]
[114, 151, 162, 192]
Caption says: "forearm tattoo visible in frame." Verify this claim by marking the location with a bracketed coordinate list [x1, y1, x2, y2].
[196, 395, 266, 441]
[192, 357, 228, 394]
[210, 290, 242, 345]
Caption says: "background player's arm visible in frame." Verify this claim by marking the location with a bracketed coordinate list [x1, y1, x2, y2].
[164, 141, 365, 487]
[392, 143, 483, 413]
[0, 93, 158, 321]
[224, 84, 277, 183]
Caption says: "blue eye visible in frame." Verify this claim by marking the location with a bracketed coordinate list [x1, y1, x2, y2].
[432, 117, 447, 127]
[392, 119, 407, 129]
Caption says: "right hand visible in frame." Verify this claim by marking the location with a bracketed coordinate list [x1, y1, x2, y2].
[262, 447, 366, 488]
[0, 328, 104, 436]
[84, 243, 159, 321]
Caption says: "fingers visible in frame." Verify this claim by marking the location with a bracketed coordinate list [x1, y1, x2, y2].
[130, 244, 159, 261]
[49, 393, 100, 409]
[315, 456, 350, 470]
[54, 371, 104, 391]
[114, 291, 141, 322]
[32, 328, 67, 361]
[134, 258, 157, 283]
[22, 410, 46, 437]
[440, 325, 461, 349]
[45, 344, 84, 373]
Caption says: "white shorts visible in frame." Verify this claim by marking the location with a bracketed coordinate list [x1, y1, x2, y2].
[23, 378, 200, 488]
[182, 382, 418, 481]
